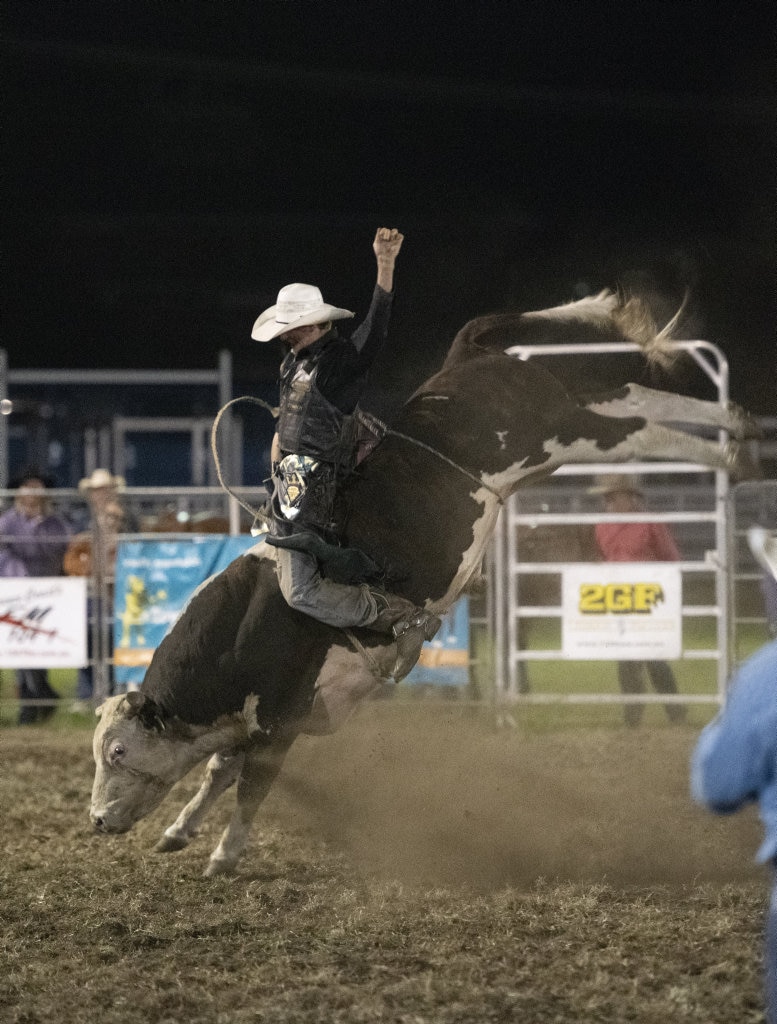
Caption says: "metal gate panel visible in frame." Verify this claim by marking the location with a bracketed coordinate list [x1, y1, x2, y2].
[490, 339, 732, 708]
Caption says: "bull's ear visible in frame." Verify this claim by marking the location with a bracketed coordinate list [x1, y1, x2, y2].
[95, 702, 105, 718]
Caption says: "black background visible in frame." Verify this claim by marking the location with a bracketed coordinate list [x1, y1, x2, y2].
[5, 1, 776, 415]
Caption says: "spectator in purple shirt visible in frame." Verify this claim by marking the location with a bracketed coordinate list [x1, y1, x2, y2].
[0, 473, 71, 723]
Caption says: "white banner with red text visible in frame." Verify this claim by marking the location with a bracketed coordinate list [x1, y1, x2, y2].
[0, 577, 88, 667]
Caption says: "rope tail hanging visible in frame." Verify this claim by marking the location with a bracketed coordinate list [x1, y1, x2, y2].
[210, 397, 279, 531]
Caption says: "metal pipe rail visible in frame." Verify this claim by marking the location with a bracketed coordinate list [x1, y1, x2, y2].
[490, 336, 733, 710]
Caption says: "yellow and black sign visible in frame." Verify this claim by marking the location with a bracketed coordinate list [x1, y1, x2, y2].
[562, 564, 682, 660]
[578, 582, 664, 615]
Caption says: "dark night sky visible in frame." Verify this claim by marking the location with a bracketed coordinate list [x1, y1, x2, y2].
[4, 0, 776, 416]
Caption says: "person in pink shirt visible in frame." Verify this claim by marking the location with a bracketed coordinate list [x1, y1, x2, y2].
[591, 475, 686, 727]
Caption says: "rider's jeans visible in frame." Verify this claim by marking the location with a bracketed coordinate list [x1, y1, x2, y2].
[274, 545, 378, 628]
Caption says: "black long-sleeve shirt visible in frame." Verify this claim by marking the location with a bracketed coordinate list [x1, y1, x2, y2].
[279, 284, 393, 416]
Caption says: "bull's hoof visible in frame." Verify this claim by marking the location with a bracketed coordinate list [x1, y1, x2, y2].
[154, 834, 190, 853]
[728, 402, 763, 441]
[724, 441, 762, 482]
[203, 856, 237, 878]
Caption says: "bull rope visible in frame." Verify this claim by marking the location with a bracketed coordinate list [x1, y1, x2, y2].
[382, 425, 504, 503]
[210, 397, 277, 530]
[341, 627, 386, 679]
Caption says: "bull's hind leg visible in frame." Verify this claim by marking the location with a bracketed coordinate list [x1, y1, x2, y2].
[205, 734, 296, 877]
[541, 411, 757, 480]
[582, 383, 761, 440]
[155, 750, 245, 853]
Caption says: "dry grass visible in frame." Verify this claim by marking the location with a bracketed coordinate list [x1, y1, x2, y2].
[1, 703, 768, 1023]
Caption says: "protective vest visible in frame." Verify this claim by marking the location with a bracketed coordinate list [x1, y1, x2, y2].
[277, 345, 352, 466]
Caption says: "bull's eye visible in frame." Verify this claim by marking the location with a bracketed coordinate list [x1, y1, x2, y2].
[110, 742, 126, 763]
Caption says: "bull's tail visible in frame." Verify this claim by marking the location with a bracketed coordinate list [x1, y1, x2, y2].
[613, 289, 690, 371]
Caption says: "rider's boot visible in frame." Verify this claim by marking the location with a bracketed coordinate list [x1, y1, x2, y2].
[367, 589, 442, 682]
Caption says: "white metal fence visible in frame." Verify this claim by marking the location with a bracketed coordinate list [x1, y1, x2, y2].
[1, 448, 772, 718]
[487, 338, 764, 711]
[0, 485, 267, 716]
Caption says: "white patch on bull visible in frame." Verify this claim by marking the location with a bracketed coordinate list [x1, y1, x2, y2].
[541, 434, 625, 464]
[538, 425, 735, 472]
[244, 539, 276, 562]
[242, 694, 264, 738]
[427, 488, 504, 614]
[522, 433, 657, 474]
[479, 456, 535, 497]
[496, 430, 508, 450]
[428, 447, 550, 614]
[304, 644, 388, 735]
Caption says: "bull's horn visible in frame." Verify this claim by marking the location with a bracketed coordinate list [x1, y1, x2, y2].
[124, 690, 146, 717]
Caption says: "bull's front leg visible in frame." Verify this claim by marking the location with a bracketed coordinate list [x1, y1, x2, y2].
[205, 734, 296, 877]
[155, 749, 245, 853]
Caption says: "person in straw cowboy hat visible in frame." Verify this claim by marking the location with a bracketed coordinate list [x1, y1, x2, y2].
[251, 227, 440, 682]
[66, 469, 128, 580]
[692, 526, 777, 1023]
[65, 468, 129, 706]
[589, 473, 686, 726]
[76, 468, 126, 521]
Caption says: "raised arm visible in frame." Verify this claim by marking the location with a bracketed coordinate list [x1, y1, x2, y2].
[373, 227, 404, 293]
[350, 228, 404, 358]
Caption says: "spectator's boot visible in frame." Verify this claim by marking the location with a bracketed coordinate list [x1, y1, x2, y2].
[367, 589, 442, 682]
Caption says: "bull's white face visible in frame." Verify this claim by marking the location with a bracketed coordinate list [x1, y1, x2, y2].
[90, 693, 205, 834]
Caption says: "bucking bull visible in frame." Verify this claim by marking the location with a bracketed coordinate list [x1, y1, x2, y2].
[91, 291, 760, 875]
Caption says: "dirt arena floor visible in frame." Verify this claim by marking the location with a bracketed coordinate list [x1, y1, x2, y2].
[1, 701, 768, 1023]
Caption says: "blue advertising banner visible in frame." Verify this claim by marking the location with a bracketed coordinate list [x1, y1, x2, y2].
[113, 536, 258, 686]
[405, 597, 470, 688]
[113, 538, 470, 689]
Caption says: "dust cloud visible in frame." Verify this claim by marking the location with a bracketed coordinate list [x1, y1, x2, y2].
[268, 701, 762, 890]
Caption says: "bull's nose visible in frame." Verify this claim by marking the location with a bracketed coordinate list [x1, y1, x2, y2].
[90, 810, 130, 834]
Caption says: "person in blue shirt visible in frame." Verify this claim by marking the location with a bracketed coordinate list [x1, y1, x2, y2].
[691, 527, 777, 1022]
[751, 525, 777, 638]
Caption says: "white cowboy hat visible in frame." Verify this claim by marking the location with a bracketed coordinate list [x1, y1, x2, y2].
[251, 283, 354, 343]
[78, 468, 125, 492]
[587, 474, 644, 497]
[747, 526, 777, 583]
